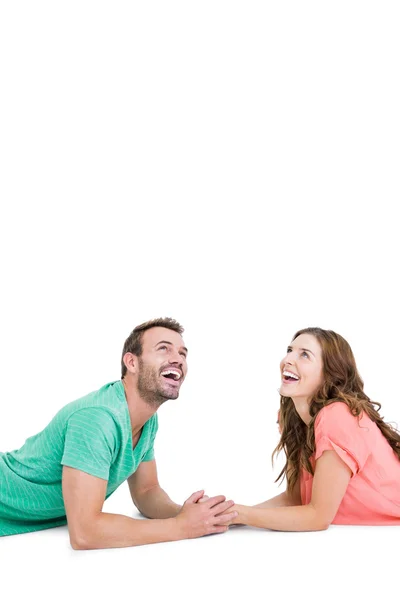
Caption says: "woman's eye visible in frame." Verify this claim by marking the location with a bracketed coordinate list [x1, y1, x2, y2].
[301, 351, 309, 358]
[159, 346, 167, 351]
[287, 348, 292, 353]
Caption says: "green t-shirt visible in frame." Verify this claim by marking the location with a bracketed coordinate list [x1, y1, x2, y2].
[0, 381, 158, 536]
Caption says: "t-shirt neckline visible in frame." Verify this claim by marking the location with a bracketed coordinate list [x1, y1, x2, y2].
[113, 379, 152, 456]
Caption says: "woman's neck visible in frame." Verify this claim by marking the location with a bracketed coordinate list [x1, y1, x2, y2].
[292, 396, 312, 425]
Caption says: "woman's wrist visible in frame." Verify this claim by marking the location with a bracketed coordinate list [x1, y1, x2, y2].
[232, 504, 248, 525]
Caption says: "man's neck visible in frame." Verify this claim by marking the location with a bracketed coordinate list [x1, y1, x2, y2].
[122, 377, 159, 436]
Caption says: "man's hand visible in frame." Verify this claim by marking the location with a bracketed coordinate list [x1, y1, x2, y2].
[197, 494, 209, 503]
[175, 490, 237, 538]
[63, 466, 236, 550]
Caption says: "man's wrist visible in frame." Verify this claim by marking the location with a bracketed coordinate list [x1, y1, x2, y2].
[169, 514, 187, 541]
[174, 504, 183, 515]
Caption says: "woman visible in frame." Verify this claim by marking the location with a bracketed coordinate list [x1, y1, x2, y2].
[227, 327, 400, 530]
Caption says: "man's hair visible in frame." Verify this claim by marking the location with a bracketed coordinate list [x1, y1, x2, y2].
[121, 317, 184, 378]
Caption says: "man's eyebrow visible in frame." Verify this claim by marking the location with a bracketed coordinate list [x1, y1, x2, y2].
[156, 341, 188, 353]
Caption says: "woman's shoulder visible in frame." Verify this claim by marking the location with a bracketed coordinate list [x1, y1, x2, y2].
[315, 401, 370, 432]
[316, 400, 352, 418]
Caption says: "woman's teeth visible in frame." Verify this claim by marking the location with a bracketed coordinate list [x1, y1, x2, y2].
[282, 370, 299, 381]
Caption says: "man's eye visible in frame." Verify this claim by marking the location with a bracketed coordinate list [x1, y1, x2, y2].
[287, 348, 292, 353]
[158, 346, 167, 351]
[180, 352, 187, 359]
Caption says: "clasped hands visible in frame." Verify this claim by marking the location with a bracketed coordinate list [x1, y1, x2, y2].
[175, 490, 242, 538]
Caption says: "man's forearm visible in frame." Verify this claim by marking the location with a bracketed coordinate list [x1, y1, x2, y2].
[71, 511, 182, 550]
[133, 486, 182, 519]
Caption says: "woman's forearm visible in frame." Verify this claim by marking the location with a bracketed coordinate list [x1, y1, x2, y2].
[234, 503, 329, 532]
[252, 491, 300, 509]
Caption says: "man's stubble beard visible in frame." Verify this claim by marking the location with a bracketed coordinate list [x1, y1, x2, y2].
[137, 357, 180, 408]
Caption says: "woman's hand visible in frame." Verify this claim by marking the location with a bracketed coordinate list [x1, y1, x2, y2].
[217, 503, 245, 526]
[198, 495, 244, 526]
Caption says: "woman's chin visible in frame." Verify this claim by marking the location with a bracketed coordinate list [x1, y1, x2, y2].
[279, 383, 293, 397]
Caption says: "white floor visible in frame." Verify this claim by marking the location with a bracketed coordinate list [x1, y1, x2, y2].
[1, 503, 398, 600]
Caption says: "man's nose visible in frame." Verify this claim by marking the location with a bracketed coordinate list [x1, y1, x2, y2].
[168, 350, 182, 365]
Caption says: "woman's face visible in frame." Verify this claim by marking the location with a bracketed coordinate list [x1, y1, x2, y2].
[279, 333, 324, 402]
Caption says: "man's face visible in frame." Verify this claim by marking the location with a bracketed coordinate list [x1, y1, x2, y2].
[137, 327, 188, 402]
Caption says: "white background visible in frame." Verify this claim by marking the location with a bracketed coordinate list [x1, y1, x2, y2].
[0, 1, 399, 598]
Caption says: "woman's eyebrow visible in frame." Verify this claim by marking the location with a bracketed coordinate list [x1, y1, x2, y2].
[299, 347, 315, 356]
[288, 345, 315, 356]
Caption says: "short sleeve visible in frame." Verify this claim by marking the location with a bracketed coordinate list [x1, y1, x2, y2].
[61, 408, 118, 480]
[141, 447, 155, 462]
[314, 403, 371, 477]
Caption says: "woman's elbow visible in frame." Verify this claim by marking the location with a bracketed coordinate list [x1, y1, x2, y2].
[312, 515, 332, 531]
[314, 521, 330, 531]
[308, 505, 332, 531]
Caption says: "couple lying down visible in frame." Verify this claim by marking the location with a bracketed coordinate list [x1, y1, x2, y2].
[1, 318, 400, 548]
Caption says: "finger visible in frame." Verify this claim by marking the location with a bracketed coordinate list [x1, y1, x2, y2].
[204, 495, 226, 508]
[185, 490, 205, 504]
[197, 495, 209, 503]
[209, 526, 229, 535]
[210, 499, 235, 515]
[216, 508, 231, 517]
[213, 511, 238, 524]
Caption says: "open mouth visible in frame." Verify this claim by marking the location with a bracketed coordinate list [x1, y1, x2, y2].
[160, 369, 182, 384]
[282, 370, 300, 383]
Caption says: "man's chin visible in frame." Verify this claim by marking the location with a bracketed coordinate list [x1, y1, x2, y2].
[161, 390, 180, 400]
[159, 383, 180, 400]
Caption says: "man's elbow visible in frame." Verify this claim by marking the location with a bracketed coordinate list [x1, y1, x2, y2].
[134, 502, 152, 519]
[70, 535, 89, 551]
[68, 524, 99, 551]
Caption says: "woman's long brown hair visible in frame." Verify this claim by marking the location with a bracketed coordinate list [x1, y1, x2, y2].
[273, 327, 400, 495]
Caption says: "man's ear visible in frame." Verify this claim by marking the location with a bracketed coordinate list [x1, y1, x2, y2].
[123, 352, 139, 375]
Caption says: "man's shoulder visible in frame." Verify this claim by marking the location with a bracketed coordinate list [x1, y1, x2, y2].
[56, 381, 128, 426]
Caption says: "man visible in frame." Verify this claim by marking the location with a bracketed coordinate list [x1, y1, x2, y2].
[0, 317, 236, 548]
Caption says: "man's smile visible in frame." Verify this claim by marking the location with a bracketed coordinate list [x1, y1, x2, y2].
[160, 367, 183, 386]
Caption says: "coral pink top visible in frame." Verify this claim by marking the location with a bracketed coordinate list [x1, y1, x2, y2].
[300, 402, 400, 525]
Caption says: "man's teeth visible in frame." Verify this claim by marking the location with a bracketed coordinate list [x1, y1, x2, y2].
[283, 370, 299, 380]
[161, 369, 181, 380]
